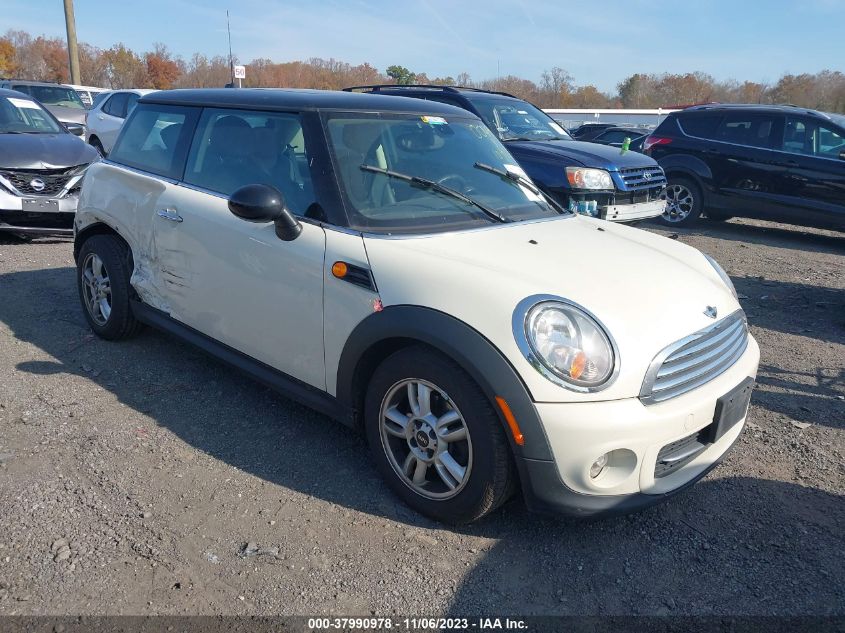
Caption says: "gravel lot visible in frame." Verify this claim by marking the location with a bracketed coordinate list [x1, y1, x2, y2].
[0, 217, 842, 617]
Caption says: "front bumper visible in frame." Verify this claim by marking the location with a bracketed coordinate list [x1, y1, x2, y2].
[561, 185, 666, 223]
[0, 189, 79, 235]
[519, 335, 760, 517]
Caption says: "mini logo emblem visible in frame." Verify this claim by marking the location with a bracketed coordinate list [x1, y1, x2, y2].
[704, 306, 718, 319]
[415, 430, 430, 448]
[29, 178, 46, 192]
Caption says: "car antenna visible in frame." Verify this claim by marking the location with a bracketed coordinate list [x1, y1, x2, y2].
[227, 9, 235, 88]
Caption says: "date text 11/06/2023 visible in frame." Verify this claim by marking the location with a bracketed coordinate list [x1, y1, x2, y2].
[307, 617, 528, 630]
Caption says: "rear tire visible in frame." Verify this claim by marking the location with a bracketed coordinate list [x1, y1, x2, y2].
[77, 235, 143, 340]
[364, 346, 515, 524]
[660, 176, 703, 227]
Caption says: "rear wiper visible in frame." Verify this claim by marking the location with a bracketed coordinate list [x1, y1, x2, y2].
[360, 164, 508, 224]
[473, 162, 567, 215]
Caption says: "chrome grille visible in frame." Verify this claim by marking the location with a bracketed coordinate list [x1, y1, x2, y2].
[618, 166, 667, 191]
[0, 167, 79, 196]
[640, 311, 749, 404]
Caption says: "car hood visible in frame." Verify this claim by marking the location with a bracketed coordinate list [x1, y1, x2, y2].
[44, 104, 88, 126]
[364, 216, 741, 402]
[505, 138, 658, 170]
[0, 133, 98, 169]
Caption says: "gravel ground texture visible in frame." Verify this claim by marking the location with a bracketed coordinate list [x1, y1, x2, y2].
[0, 217, 842, 617]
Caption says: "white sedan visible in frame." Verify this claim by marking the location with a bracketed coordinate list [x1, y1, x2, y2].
[85, 88, 155, 156]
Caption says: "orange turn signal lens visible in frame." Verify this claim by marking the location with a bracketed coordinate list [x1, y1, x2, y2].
[331, 261, 348, 278]
[495, 396, 524, 446]
[569, 351, 587, 379]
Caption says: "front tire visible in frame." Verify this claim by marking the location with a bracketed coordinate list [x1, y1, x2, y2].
[77, 235, 143, 340]
[660, 176, 703, 227]
[364, 346, 515, 524]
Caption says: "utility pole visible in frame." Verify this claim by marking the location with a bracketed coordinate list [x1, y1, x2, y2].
[63, 0, 81, 84]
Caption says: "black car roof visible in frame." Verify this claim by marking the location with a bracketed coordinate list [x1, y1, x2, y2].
[140, 88, 473, 116]
[0, 87, 36, 99]
[2, 80, 69, 87]
[681, 103, 835, 120]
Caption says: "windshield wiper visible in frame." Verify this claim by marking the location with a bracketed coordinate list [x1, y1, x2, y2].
[360, 164, 508, 224]
[473, 162, 567, 215]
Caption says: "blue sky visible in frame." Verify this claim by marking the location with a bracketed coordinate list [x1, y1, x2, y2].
[6, 0, 845, 92]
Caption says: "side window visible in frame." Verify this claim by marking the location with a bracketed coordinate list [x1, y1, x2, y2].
[597, 130, 635, 144]
[109, 103, 197, 179]
[103, 93, 129, 118]
[783, 117, 810, 155]
[817, 124, 845, 158]
[783, 117, 845, 158]
[678, 114, 721, 139]
[183, 108, 316, 216]
[715, 114, 777, 148]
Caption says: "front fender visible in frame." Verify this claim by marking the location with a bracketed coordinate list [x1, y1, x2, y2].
[336, 305, 554, 462]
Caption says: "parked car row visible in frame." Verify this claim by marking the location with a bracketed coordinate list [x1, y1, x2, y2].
[73, 88, 759, 523]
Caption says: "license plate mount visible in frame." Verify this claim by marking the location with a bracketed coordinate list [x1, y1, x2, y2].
[22, 198, 59, 212]
[707, 377, 755, 443]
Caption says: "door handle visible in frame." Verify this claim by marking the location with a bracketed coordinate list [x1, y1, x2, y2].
[785, 160, 800, 167]
[156, 208, 183, 223]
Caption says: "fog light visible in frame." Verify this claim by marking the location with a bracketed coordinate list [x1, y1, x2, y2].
[590, 453, 609, 478]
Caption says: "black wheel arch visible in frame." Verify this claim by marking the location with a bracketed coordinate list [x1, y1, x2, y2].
[658, 154, 712, 189]
[336, 305, 555, 463]
[74, 222, 127, 262]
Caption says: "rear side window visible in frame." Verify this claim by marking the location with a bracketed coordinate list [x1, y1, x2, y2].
[103, 93, 128, 118]
[677, 114, 721, 139]
[183, 108, 316, 215]
[109, 103, 199, 179]
[715, 113, 778, 148]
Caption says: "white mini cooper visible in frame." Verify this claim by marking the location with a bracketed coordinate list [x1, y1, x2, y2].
[74, 89, 760, 524]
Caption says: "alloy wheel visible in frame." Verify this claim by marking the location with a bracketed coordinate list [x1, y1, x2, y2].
[81, 253, 112, 325]
[379, 378, 473, 500]
[661, 184, 695, 222]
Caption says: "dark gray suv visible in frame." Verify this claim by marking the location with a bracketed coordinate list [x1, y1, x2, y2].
[0, 89, 98, 235]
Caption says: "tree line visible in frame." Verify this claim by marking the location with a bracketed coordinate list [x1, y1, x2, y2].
[1, 29, 844, 112]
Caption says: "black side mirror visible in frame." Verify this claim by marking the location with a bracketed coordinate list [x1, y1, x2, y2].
[228, 184, 302, 241]
[65, 123, 85, 137]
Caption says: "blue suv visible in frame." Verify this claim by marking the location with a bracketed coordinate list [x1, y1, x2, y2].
[344, 85, 667, 223]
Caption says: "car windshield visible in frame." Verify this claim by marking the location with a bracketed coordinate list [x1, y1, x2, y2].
[470, 97, 572, 142]
[14, 85, 85, 109]
[0, 96, 64, 134]
[325, 112, 561, 234]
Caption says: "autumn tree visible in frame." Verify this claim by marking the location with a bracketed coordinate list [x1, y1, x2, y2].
[145, 43, 182, 89]
[104, 43, 149, 88]
[0, 37, 18, 76]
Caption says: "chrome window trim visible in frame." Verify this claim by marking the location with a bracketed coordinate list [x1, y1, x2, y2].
[639, 310, 748, 405]
[511, 294, 620, 393]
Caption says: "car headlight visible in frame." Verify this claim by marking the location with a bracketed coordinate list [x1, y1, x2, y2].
[514, 296, 618, 391]
[565, 167, 613, 190]
[703, 254, 737, 299]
